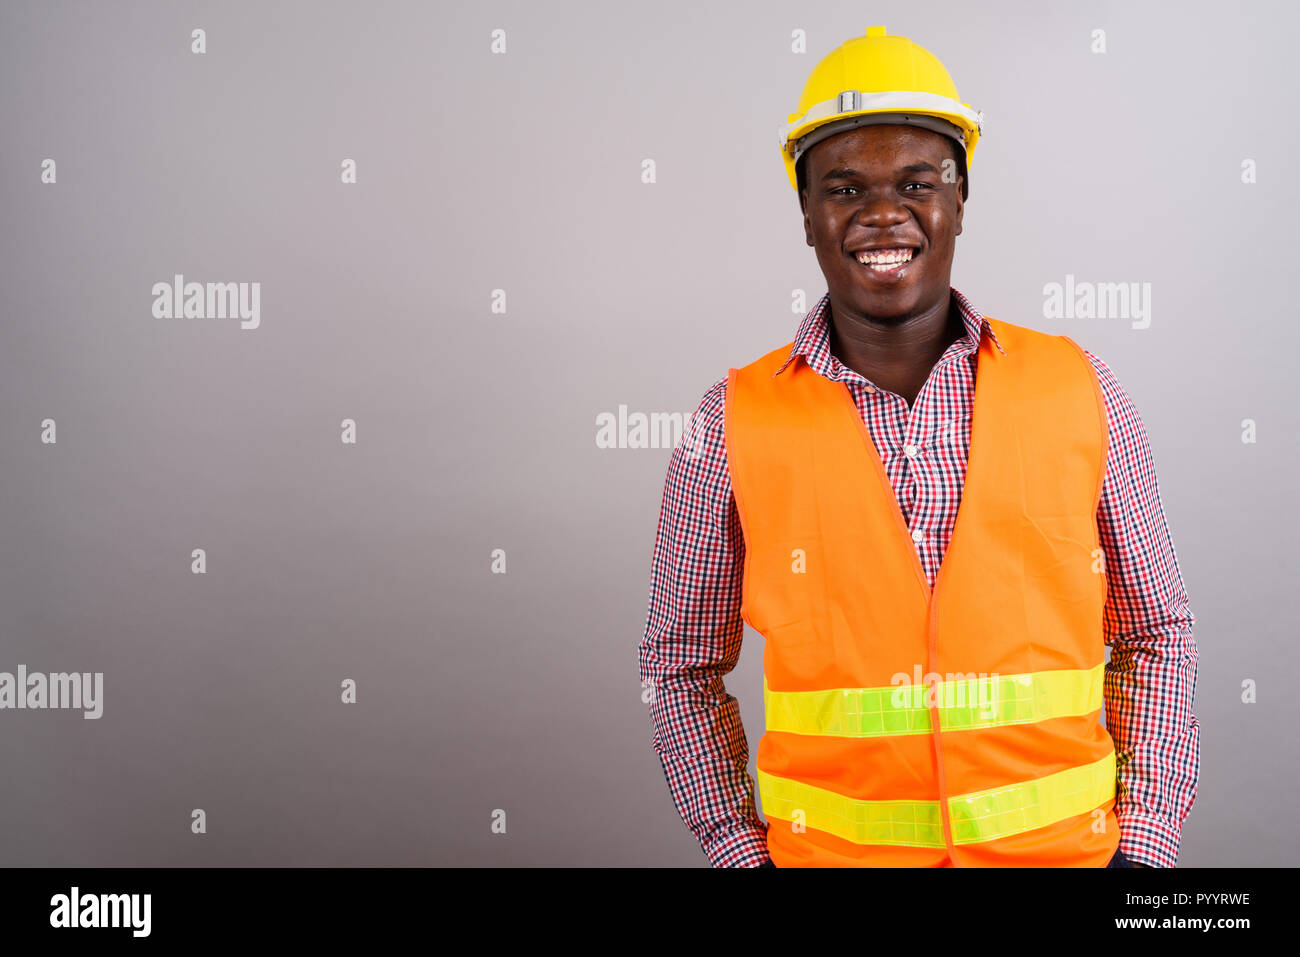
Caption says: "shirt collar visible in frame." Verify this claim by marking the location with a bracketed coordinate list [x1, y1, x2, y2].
[772, 287, 1007, 380]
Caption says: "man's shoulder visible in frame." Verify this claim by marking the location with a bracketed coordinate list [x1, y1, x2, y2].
[696, 373, 729, 417]
[683, 340, 792, 452]
[729, 341, 798, 378]
[982, 314, 1074, 352]
[986, 316, 1124, 390]
[1072, 346, 1147, 443]
[692, 339, 797, 418]
[679, 374, 730, 453]
[1005, 327, 1146, 453]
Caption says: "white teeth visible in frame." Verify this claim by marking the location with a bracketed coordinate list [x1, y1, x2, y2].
[855, 248, 915, 266]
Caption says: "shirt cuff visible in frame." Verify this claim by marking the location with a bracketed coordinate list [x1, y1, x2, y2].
[706, 823, 772, 868]
[1117, 810, 1183, 868]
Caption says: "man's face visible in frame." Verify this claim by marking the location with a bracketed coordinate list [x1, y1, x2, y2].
[800, 125, 964, 320]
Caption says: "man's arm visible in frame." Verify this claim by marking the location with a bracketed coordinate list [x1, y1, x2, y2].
[637, 376, 771, 867]
[1086, 350, 1200, 868]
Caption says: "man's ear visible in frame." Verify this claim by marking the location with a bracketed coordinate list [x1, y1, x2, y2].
[954, 181, 964, 238]
[801, 189, 814, 246]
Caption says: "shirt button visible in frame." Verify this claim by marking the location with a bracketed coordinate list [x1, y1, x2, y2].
[911, 528, 925, 543]
[865, 385, 877, 394]
[903, 444, 919, 458]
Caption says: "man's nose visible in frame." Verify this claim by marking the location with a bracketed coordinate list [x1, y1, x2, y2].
[855, 193, 909, 226]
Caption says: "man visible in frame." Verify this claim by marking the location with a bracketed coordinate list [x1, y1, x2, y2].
[638, 26, 1198, 868]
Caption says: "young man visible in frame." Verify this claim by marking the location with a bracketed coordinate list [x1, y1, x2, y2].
[638, 27, 1198, 867]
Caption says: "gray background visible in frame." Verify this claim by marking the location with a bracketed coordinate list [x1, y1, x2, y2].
[0, 0, 1294, 866]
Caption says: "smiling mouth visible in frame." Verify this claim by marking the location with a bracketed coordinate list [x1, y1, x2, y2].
[851, 247, 918, 278]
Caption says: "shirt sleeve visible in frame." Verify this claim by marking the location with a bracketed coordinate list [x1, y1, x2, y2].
[637, 375, 772, 867]
[1085, 349, 1201, 868]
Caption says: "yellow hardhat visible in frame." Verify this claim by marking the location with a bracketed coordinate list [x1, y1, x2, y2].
[778, 26, 983, 193]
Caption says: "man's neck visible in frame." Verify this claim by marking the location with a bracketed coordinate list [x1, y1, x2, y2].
[827, 291, 965, 408]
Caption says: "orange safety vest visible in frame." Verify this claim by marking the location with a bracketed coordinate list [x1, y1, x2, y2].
[724, 315, 1119, 867]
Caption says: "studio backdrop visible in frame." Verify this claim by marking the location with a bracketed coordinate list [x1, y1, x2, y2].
[0, 0, 1294, 866]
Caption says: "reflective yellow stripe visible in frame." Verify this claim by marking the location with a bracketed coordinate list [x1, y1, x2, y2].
[763, 664, 1104, 737]
[758, 752, 1116, 847]
[763, 679, 935, 737]
[756, 770, 946, 848]
[948, 751, 1117, 844]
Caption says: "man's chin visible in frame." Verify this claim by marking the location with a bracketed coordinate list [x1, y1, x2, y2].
[844, 287, 921, 322]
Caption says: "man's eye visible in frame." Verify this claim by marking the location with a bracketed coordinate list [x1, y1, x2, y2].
[831, 183, 932, 195]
